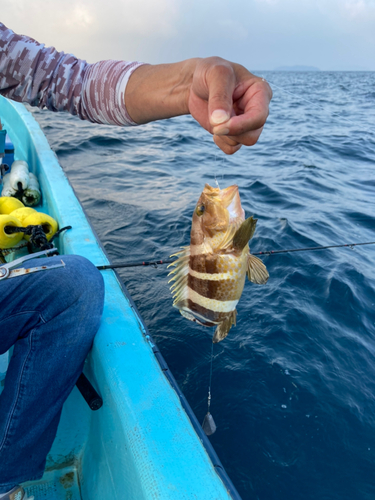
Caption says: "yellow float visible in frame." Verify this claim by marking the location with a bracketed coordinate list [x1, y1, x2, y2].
[0, 214, 24, 249]
[10, 207, 37, 225]
[0, 196, 24, 215]
[22, 212, 58, 241]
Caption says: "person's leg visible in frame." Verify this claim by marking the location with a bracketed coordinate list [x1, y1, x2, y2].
[0, 255, 104, 491]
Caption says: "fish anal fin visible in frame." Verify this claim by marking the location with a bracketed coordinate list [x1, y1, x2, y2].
[212, 310, 237, 343]
[179, 308, 197, 322]
[232, 217, 257, 251]
[247, 254, 269, 284]
[175, 303, 218, 327]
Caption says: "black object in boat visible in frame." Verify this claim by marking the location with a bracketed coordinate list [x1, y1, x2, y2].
[76, 373, 103, 411]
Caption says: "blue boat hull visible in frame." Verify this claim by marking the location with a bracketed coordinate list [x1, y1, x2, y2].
[0, 96, 241, 499]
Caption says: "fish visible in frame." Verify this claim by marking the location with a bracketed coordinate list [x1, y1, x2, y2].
[168, 183, 269, 343]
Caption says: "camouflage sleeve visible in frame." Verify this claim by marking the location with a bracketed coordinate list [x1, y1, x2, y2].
[0, 22, 144, 126]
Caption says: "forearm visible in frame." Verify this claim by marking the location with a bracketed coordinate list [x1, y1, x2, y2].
[125, 59, 200, 124]
[0, 21, 271, 154]
[0, 22, 143, 127]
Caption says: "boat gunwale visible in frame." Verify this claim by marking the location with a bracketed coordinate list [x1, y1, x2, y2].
[76, 171, 243, 500]
[0, 96, 243, 500]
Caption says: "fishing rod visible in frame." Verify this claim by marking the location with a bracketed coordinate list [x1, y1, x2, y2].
[96, 241, 375, 270]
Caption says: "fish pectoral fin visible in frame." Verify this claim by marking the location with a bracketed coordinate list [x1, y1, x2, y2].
[232, 217, 257, 251]
[213, 310, 237, 343]
[247, 254, 269, 284]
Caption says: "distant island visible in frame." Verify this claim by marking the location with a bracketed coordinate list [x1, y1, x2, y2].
[274, 65, 320, 71]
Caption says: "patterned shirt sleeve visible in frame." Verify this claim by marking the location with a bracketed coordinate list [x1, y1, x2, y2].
[0, 22, 144, 126]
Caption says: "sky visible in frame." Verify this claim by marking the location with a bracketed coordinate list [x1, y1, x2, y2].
[2, 0, 375, 71]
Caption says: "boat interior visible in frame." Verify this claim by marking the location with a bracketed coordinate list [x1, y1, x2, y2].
[0, 96, 239, 500]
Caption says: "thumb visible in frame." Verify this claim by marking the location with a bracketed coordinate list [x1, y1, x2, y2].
[207, 63, 236, 131]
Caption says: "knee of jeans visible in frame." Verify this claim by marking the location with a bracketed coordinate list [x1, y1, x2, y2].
[48, 255, 105, 319]
[66, 254, 104, 299]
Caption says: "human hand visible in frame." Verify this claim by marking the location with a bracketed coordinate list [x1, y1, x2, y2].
[126, 57, 272, 155]
[188, 57, 272, 155]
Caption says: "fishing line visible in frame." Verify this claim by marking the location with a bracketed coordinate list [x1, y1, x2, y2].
[100, 238, 373, 435]
[107, 77, 368, 435]
[214, 150, 221, 188]
[96, 241, 375, 270]
[202, 341, 217, 436]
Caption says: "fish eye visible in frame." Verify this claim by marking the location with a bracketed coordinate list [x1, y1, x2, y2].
[196, 205, 205, 216]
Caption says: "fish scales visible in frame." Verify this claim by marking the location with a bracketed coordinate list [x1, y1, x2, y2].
[169, 184, 269, 343]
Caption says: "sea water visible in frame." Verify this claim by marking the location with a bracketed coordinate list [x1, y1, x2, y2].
[30, 71, 375, 500]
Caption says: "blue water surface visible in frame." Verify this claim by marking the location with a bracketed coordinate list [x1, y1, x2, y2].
[31, 71, 375, 500]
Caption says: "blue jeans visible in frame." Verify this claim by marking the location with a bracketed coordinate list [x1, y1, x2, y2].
[0, 255, 104, 492]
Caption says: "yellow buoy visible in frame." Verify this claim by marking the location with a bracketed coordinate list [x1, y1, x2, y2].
[23, 212, 58, 241]
[0, 214, 24, 249]
[11, 207, 37, 225]
[0, 196, 24, 215]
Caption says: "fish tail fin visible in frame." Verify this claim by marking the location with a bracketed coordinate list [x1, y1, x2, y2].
[247, 254, 269, 284]
[213, 310, 237, 343]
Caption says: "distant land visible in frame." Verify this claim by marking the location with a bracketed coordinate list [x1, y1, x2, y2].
[274, 65, 320, 71]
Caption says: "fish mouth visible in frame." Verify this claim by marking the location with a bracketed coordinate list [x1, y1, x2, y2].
[219, 185, 244, 220]
[219, 185, 239, 208]
[202, 184, 244, 221]
[202, 184, 239, 207]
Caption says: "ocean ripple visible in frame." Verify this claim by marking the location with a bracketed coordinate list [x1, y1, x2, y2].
[29, 71, 375, 500]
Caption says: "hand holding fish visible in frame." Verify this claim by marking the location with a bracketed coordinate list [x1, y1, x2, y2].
[188, 57, 273, 155]
[125, 57, 272, 155]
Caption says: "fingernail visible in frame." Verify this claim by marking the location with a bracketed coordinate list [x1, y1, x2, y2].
[211, 109, 230, 125]
[213, 126, 230, 136]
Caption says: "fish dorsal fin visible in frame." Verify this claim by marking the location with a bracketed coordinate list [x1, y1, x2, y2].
[212, 310, 237, 343]
[247, 254, 269, 284]
[232, 217, 257, 251]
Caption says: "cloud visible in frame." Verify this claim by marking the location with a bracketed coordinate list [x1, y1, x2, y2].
[68, 5, 95, 30]
[1, 0, 179, 61]
[1, 0, 375, 69]
[343, 0, 375, 18]
[3, 0, 179, 36]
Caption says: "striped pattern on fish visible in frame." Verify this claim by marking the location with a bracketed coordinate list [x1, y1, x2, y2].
[169, 184, 269, 343]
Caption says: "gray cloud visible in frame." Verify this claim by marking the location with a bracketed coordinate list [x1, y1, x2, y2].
[2, 0, 375, 70]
